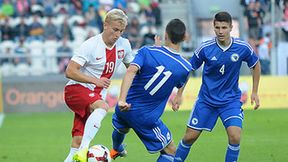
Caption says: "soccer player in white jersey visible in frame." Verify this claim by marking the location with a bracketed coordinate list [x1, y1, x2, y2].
[63, 9, 134, 162]
[173, 11, 261, 162]
[110, 19, 192, 162]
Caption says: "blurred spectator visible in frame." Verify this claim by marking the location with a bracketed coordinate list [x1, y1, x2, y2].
[141, 25, 156, 46]
[137, 0, 151, 8]
[14, 37, 30, 65]
[0, 41, 14, 65]
[43, 0, 56, 16]
[85, 4, 103, 30]
[282, 0, 288, 41]
[182, 32, 193, 52]
[13, 16, 29, 41]
[15, 0, 30, 17]
[57, 16, 74, 41]
[1, 17, 14, 41]
[57, 37, 72, 73]
[143, 5, 155, 25]
[82, 0, 99, 13]
[70, 0, 82, 15]
[151, 1, 162, 28]
[113, 0, 127, 11]
[244, 2, 262, 39]
[27, 15, 44, 42]
[30, 0, 44, 17]
[126, 17, 142, 49]
[44, 16, 58, 40]
[1, 0, 15, 17]
[85, 29, 96, 40]
[258, 33, 271, 75]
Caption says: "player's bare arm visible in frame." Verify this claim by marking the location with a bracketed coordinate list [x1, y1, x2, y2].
[118, 64, 138, 111]
[172, 75, 190, 111]
[251, 61, 261, 110]
[65, 60, 111, 88]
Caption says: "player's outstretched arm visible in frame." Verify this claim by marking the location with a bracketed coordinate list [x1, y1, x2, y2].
[172, 85, 186, 111]
[251, 61, 261, 110]
[118, 64, 139, 111]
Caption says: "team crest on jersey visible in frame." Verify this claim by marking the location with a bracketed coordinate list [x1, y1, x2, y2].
[191, 118, 198, 125]
[231, 53, 239, 62]
[167, 132, 171, 141]
[117, 50, 124, 59]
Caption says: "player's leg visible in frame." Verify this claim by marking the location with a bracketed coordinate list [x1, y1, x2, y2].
[174, 100, 218, 162]
[64, 84, 107, 162]
[73, 100, 109, 162]
[78, 100, 109, 150]
[219, 102, 243, 162]
[64, 85, 89, 162]
[64, 113, 87, 162]
[174, 128, 201, 162]
[111, 113, 130, 159]
[64, 136, 81, 162]
[157, 140, 176, 162]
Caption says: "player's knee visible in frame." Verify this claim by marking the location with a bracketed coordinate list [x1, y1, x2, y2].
[228, 132, 241, 144]
[90, 100, 110, 111]
[183, 129, 201, 144]
[162, 145, 176, 156]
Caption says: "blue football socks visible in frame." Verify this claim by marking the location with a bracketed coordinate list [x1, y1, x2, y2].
[225, 143, 240, 162]
[112, 129, 125, 152]
[174, 140, 192, 162]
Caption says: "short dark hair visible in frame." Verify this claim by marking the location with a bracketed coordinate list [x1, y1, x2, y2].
[214, 11, 232, 25]
[165, 19, 186, 44]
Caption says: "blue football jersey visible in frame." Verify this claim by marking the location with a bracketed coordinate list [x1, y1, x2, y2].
[125, 46, 192, 121]
[190, 38, 259, 106]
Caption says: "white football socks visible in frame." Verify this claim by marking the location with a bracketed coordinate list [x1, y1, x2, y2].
[64, 147, 78, 162]
[79, 108, 107, 150]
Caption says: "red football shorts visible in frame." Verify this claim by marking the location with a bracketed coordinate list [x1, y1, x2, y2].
[64, 84, 102, 137]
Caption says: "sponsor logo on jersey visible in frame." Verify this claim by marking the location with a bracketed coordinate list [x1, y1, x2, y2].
[231, 53, 239, 62]
[117, 50, 124, 59]
[96, 57, 103, 60]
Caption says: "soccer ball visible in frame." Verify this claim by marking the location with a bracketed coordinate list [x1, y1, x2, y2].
[87, 144, 111, 162]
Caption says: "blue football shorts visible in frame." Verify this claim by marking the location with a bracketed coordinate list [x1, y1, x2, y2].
[187, 99, 244, 131]
[112, 109, 172, 153]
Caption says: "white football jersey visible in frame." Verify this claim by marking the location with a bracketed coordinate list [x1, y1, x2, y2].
[66, 34, 134, 97]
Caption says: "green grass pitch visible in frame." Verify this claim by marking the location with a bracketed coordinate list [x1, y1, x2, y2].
[0, 109, 287, 162]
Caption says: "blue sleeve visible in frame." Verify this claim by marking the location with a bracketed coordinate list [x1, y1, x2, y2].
[131, 47, 146, 69]
[243, 47, 259, 68]
[189, 48, 205, 70]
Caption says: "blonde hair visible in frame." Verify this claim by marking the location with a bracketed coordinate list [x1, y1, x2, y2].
[104, 9, 128, 26]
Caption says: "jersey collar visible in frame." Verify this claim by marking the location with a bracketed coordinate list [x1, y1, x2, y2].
[215, 37, 233, 52]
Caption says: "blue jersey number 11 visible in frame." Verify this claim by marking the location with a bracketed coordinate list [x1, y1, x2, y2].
[144, 66, 172, 95]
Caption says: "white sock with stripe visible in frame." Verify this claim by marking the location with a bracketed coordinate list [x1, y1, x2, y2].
[64, 147, 78, 162]
[79, 108, 107, 149]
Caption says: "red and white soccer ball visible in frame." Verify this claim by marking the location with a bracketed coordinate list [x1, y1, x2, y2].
[87, 145, 111, 162]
